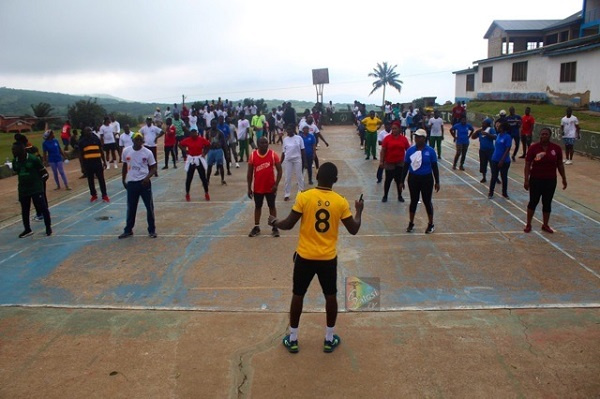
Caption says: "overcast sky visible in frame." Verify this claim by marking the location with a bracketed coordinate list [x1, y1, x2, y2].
[0, 0, 581, 105]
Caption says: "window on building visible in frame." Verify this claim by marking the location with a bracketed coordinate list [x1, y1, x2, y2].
[482, 67, 493, 83]
[502, 42, 514, 54]
[559, 30, 569, 42]
[512, 61, 528, 82]
[560, 62, 577, 82]
[466, 74, 475, 92]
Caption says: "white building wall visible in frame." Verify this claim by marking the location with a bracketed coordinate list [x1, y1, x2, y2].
[465, 47, 600, 104]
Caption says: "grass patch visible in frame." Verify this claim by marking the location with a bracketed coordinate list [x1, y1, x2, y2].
[441, 101, 600, 132]
[1, 131, 45, 163]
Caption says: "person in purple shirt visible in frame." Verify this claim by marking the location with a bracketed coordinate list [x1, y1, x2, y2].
[450, 116, 474, 171]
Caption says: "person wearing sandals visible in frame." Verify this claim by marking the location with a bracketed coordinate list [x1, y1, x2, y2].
[400, 129, 440, 234]
[269, 162, 363, 354]
[523, 128, 567, 234]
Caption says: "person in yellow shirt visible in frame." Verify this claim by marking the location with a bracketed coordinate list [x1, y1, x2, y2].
[361, 110, 382, 160]
[269, 162, 364, 353]
[251, 109, 267, 140]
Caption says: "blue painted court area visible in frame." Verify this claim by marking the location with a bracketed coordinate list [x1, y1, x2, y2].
[0, 129, 599, 312]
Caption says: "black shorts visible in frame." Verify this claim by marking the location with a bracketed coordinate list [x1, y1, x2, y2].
[292, 253, 337, 296]
[103, 142, 117, 151]
[254, 192, 276, 208]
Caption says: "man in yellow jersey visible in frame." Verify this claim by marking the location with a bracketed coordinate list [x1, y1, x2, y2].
[361, 110, 382, 160]
[269, 162, 364, 353]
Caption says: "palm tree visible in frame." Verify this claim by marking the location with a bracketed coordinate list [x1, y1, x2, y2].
[368, 62, 403, 110]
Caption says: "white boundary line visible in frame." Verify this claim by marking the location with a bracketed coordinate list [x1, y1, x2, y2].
[438, 154, 600, 280]
[441, 140, 600, 225]
[1, 302, 600, 312]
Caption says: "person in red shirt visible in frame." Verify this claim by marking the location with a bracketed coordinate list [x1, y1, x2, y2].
[162, 117, 177, 170]
[519, 107, 535, 158]
[380, 121, 411, 202]
[451, 102, 465, 125]
[179, 128, 211, 201]
[60, 120, 72, 151]
[247, 136, 282, 237]
[523, 127, 567, 234]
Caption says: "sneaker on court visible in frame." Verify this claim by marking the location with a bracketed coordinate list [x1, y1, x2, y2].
[272, 227, 280, 237]
[459, 165, 465, 171]
[398, 196, 405, 202]
[323, 334, 341, 353]
[114, 162, 119, 169]
[221, 180, 227, 185]
[523, 224, 532, 233]
[102, 195, 110, 203]
[18, 229, 33, 238]
[33, 215, 44, 222]
[283, 335, 299, 353]
[425, 223, 435, 234]
[90, 195, 98, 203]
[118, 231, 133, 239]
[205, 193, 210, 201]
[249, 226, 260, 237]
[480, 178, 487, 183]
[235, 162, 240, 168]
[149, 232, 157, 238]
[162, 166, 168, 170]
[406, 222, 415, 233]
[185, 194, 191, 202]
[46, 227, 52, 236]
[565, 160, 573, 165]
[381, 196, 388, 203]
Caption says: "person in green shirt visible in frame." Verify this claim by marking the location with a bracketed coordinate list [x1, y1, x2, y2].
[12, 141, 52, 238]
[251, 109, 266, 140]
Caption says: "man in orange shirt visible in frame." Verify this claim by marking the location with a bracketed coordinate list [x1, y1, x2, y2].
[247, 137, 282, 237]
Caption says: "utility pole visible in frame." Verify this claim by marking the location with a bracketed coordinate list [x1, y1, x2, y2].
[182, 94, 187, 106]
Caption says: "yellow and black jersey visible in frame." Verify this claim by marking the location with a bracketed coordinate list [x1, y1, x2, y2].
[292, 187, 352, 261]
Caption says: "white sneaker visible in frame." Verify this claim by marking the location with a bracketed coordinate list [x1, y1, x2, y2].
[563, 159, 567, 163]
[114, 162, 119, 169]
[235, 162, 240, 168]
[360, 146, 364, 150]
[565, 160, 573, 165]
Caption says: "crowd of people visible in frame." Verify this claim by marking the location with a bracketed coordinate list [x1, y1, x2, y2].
[8, 97, 586, 355]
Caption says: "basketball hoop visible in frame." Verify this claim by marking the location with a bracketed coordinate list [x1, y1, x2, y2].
[312, 68, 329, 104]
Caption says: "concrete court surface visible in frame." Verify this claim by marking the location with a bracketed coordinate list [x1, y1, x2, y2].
[0, 125, 599, 398]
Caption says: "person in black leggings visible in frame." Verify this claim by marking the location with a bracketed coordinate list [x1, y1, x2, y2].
[400, 129, 440, 234]
[523, 128, 567, 234]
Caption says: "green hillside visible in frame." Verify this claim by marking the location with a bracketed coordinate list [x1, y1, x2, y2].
[0, 87, 375, 120]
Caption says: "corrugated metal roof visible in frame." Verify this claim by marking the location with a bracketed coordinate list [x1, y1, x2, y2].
[484, 20, 560, 38]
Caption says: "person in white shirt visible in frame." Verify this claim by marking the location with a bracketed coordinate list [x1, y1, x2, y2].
[203, 107, 215, 130]
[140, 118, 164, 176]
[281, 124, 306, 201]
[237, 112, 251, 162]
[119, 132, 157, 239]
[110, 116, 122, 163]
[227, 117, 239, 168]
[99, 117, 119, 169]
[189, 110, 199, 131]
[376, 122, 392, 183]
[427, 111, 445, 159]
[560, 107, 580, 165]
[153, 107, 163, 127]
[119, 124, 134, 151]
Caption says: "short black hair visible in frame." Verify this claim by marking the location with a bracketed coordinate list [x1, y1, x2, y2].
[316, 162, 338, 186]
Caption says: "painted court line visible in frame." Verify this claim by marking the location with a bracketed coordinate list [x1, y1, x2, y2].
[439, 160, 600, 281]
[2, 302, 600, 313]
[40, 230, 528, 240]
[441, 140, 600, 225]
